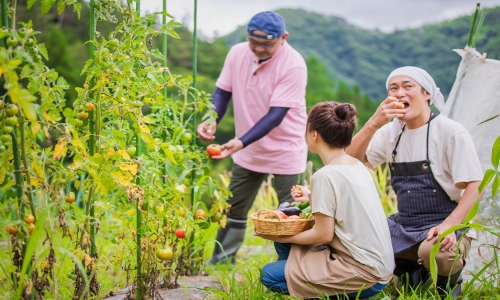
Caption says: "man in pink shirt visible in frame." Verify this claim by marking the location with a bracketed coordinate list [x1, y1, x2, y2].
[197, 11, 308, 264]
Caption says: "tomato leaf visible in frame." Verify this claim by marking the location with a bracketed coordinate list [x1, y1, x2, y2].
[8, 88, 37, 122]
[37, 44, 49, 60]
[41, 0, 57, 14]
[57, 0, 65, 14]
[27, 0, 36, 9]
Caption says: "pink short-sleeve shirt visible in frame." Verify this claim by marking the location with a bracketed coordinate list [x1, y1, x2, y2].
[216, 41, 308, 174]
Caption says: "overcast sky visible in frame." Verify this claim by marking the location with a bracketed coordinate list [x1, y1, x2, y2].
[139, 0, 500, 38]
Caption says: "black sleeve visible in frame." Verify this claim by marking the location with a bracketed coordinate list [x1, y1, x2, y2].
[211, 87, 232, 124]
[239, 107, 290, 147]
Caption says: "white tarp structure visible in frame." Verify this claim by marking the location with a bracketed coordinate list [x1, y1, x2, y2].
[442, 46, 500, 281]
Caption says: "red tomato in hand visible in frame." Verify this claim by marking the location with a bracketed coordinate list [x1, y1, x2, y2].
[175, 228, 186, 239]
[206, 144, 222, 157]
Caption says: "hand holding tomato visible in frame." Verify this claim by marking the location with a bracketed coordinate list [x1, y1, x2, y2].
[291, 185, 310, 202]
[197, 121, 217, 142]
[209, 139, 243, 161]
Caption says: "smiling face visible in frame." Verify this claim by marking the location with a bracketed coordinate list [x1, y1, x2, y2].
[388, 75, 432, 129]
[247, 30, 288, 59]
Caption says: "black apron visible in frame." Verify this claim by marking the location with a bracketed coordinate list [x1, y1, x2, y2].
[387, 114, 458, 254]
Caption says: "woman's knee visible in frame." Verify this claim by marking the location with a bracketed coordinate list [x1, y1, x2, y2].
[261, 261, 287, 292]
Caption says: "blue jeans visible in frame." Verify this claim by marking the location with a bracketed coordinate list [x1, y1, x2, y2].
[261, 242, 387, 298]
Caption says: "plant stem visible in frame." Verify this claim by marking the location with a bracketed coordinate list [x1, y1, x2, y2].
[19, 114, 36, 219]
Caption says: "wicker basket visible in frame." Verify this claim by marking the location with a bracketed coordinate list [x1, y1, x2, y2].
[250, 210, 315, 236]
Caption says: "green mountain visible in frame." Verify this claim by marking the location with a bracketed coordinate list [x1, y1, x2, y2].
[224, 7, 500, 101]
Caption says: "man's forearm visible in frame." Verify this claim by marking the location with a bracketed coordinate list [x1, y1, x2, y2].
[346, 121, 379, 164]
[444, 181, 482, 226]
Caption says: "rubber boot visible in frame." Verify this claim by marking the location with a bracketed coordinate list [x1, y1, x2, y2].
[435, 268, 463, 299]
[208, 221, 246, 264]
[394, 258, 429, 288]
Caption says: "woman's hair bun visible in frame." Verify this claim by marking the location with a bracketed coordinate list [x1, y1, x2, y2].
[333, 103, 356, 122]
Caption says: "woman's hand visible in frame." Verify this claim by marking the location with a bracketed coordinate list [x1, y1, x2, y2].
[291, 185, 310, 203]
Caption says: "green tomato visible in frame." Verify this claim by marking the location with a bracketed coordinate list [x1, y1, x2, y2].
[175, 145, 183, 154]
[108, 38, 119, 50]
[24, 38, 35, 48]
[0, 134, 10, 143]
[180, 132, 193, 144]
[74, 119, 84, 127]
[126, 146, 137, 157]
[5, 104, 19, 116]
[18, 28, 27, 38]
[0, 100, 3, 110]
[5, 116, 18, 126]
[2, 126, 13, 134]
[0, 145, 6, 152]
[6, 37, 17, 47]
[33, 54, 41, 62]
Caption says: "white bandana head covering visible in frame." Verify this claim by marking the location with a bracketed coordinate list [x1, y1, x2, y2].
[386, 66, 445, 142]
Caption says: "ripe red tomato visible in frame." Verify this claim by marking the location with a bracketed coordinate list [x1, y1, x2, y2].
[175, 228, 186, 239]
[206, 144, 222, 157]
[268, 210, 287, 219]
[84, 102, 95, 111]
[287, 215, 302, 220]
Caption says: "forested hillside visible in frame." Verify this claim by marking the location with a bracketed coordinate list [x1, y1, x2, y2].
[225, 7, 500, 100]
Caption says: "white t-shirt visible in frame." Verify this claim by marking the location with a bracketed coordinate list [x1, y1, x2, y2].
[216, 41, 308, 175]
[311, 161, 394, 277]
[367, 115, 483, 201]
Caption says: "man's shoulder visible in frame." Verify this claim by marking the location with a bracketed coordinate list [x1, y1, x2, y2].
[280, 42, 307, 68]
[226, 42, 251, 59]
[433, 115, 469, 135]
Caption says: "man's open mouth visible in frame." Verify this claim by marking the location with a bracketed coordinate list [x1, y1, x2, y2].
[401, 100, 409, 108]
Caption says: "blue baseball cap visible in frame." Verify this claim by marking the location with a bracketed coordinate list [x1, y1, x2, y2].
[247, 11, 286, 40]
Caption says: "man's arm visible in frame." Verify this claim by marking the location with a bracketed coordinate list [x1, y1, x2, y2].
[346, 122, 379, 164]
[239, 107, 289, 147]
[427, 181, 482, 251]
[212, 87, 232, 124]
[210, 107, 289, 160]
[197, 87, 232, 142]
[346, 96, 406, 163]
